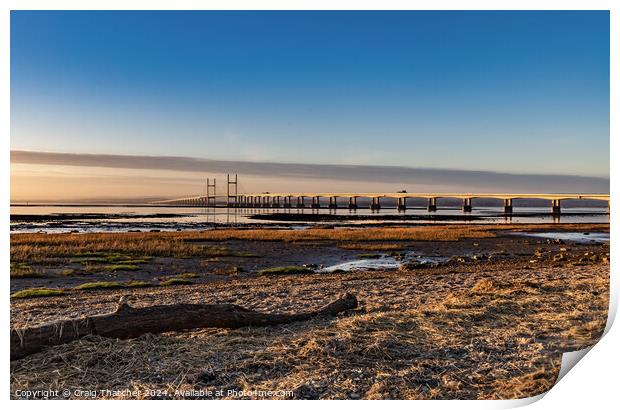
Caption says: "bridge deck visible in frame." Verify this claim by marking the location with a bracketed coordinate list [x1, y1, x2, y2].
[153, 193, 609, 204]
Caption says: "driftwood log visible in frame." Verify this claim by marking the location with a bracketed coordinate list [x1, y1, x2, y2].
[11, 293, 358, 360]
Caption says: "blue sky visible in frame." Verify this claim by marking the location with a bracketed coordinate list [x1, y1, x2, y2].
[11, 11, 610, 178]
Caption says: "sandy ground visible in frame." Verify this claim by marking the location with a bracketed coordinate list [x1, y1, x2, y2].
[10, 225, 610, 399]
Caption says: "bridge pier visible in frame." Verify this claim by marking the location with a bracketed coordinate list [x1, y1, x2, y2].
[397, 197, 407, 211]
[462, 198, 472, 212]
[552, 199, 561, 214]
[271, 196, 280, 208]
[348, 197, 358, 210]
[504, 198, 513, 214]
[311, 196, 321, 209]
[283, 196, 292, 208]
[329, 196, 338, 209]
[296, 196, 305, 208]
[370, 197, 381, 211]
[427, 197, 437, 212]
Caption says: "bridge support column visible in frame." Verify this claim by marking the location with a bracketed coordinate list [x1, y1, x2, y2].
[283, 196, 292, 208]
[504, 198, 513, 214]
[397, 197, 407, 211]
[272, 196, 280, 208]
[427, 197, 437, 212]
[463, 198, 472, 212]
[370, 197, 381, 210]
[552, 199, 561, 214]
[296, 196, 305, 208]
[329, 196, 338, 209]
[312, 196, 321, 209]
[348, 197, 358, 210]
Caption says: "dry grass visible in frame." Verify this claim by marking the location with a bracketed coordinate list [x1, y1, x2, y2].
[338, 243, 407, 251]
[10, 260, 608, 400]
[10, 226, 497, 262]
[11, 224, 609, 264]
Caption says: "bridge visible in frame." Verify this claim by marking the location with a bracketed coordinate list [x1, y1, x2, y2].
[152, 192, 609, 214]
[150, 174, 609, 213]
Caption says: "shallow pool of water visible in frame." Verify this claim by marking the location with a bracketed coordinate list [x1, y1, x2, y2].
[320, 254, 448, 273]
[513, 232, 609, 243]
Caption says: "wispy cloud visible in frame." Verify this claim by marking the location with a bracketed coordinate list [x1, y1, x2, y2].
[11, 150, 609, 194]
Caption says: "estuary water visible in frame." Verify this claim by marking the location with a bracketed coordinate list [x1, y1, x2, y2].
[10, 204, 610, 234]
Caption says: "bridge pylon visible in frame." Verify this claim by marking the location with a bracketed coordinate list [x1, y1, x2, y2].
[227, 174, 238, 207]
[206, 178, 216, 207]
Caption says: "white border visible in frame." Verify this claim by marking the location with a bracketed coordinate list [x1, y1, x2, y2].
[2, 1, 616, 409]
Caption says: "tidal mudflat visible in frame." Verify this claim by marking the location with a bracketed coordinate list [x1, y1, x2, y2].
[10, 223, 609, 399]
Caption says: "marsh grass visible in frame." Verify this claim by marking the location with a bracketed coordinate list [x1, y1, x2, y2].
[159, 278, 194, 286]
[58, 268, 80, 277]
[70, 253, 152, 265]
[11, 288, 64, 299]
[339, 243, 407, 251]
[235, 252, 261, 258]
[11, 224, 608, 264]
[10, 263, 48, 279]
[10, 227, 492, 263]
[171, 273, 200, 279]
[75, 281, 151, 290]
[356, 253, 383, 259]
[100, 264, 142, 272]
[258, 266, 314, 276]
